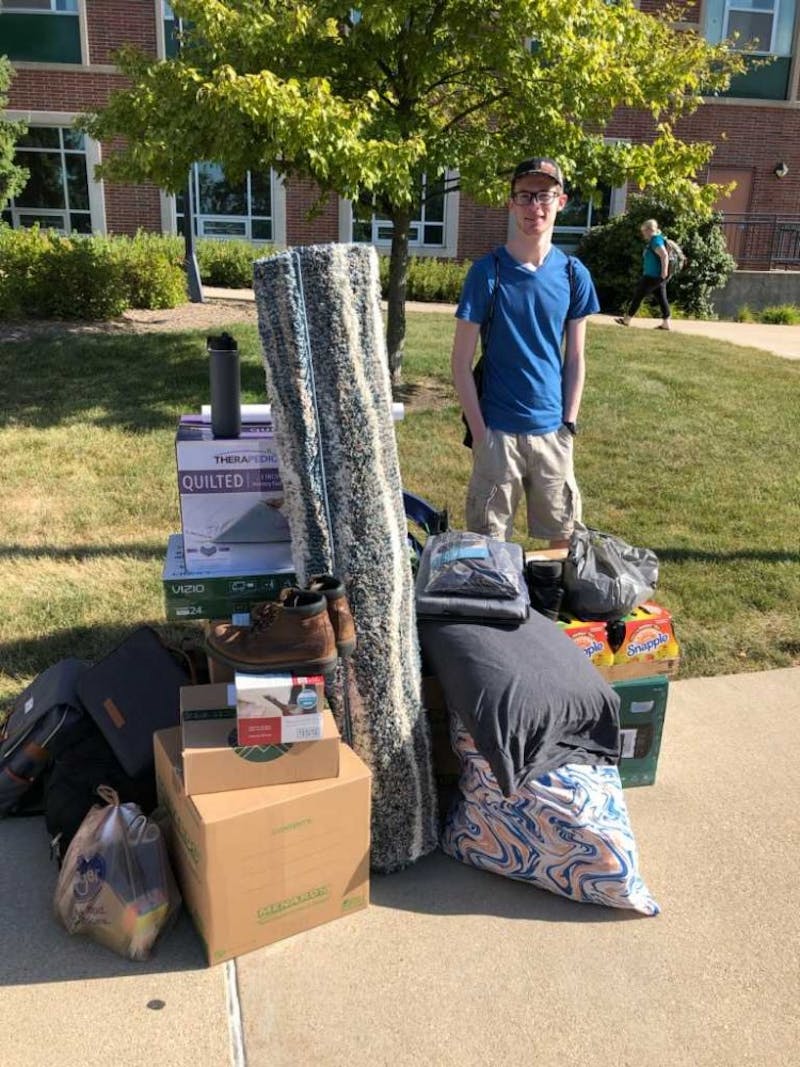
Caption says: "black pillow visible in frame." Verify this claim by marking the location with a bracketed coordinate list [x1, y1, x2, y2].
[418, 611, 620, 797]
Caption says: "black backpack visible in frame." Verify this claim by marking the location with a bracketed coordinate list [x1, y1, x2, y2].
[0, 658, 89, 817]
[43, 713, 158, 865]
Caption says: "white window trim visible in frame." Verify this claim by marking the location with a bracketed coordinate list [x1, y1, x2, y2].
[166, 166, 286, 246]
[3, 109, 106, 233]
[1, 0, 89, 64]
[338, 171, 460, 258]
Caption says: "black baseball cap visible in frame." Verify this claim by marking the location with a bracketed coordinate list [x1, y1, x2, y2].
[511, 157, 564, 186]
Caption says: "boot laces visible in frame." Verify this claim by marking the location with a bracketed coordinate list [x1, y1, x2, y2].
[250, 601, 282, 632]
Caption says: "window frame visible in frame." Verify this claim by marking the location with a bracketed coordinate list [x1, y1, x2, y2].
[722, 0, 779, 54]
[1, 116, 104, 235]
[341, 170, 460, 258]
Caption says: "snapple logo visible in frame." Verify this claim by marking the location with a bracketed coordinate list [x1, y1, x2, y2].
[627, 626, 669, 658]
[572, 632, 603, 658]
[227, 727, 292, 763]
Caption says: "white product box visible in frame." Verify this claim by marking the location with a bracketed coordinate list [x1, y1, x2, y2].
[235, 673, 326, 745]
[176, 423, 291, 573]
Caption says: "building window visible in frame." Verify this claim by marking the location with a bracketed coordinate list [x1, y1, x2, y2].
[1, 127, 92, 234]
[706, 0, 796, 99]
[162, 1, 181, 59]
[352, 173, 448, 248]
[0, 0, 81, 63]
[552, 185, 612, 249]
[176, 163, 275, 241]
[724, 0, 778, 53]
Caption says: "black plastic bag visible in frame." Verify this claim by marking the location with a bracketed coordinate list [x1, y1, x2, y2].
[562, 527, 658, 621]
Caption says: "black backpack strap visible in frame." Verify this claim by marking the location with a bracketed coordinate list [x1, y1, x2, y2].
[566, 254, 577, 313]
[480, 250, 501, 354]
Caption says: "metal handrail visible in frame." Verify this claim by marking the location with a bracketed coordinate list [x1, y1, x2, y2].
[717, 214, 800, 269]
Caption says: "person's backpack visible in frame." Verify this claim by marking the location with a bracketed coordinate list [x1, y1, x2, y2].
[664, 238, 686, 278]
[0, 658, 90, 817]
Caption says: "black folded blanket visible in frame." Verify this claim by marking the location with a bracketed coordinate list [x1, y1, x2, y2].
[419, 611, 620, 796]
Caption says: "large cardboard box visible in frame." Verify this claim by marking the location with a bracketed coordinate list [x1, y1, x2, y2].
[176, 424, 290, 573]
[180, 683, 339, 794]
[162, 534, 296, 621]
[154, 727, 371, 965]
[613, 675, 669, 788]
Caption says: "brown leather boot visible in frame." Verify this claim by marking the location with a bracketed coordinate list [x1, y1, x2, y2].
[306, 574, 357, 657]
[205, 588, 337, 674]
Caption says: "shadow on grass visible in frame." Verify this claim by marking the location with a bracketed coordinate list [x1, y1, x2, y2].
[0, 621, 205, 688]
[0, 542, 166, 561]
[0, 329, 267, 432]
[654, 547, 800, 564]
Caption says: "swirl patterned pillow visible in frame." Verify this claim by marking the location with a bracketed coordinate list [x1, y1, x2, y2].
[441, 719, 659, 916]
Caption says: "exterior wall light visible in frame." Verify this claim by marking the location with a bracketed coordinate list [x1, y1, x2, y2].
[773, 161, 789, 179]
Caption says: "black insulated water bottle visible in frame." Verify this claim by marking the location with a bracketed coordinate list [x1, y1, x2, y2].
[207, 332, 241, 438]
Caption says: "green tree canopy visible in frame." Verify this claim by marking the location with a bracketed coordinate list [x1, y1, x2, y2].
[0, 57, 28, 211]
[83, 1, 742, 378]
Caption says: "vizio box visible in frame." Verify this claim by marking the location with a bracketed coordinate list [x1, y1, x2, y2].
[162, 534, 296, 621]
[176, 423, 290, 573]
[235, 673, 325, 745]
[154, 726, 371, 966]
[180, 683, 339, 795]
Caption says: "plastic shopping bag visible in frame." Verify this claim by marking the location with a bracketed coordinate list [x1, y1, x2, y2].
[424, 531, 523, 600]
[562, 527, 659, 621]
[54, 785, 180, 961]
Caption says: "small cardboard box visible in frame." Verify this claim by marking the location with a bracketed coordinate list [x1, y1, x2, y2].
[154, 727, 370, 965]
[176, 424, 290, 573]
[180, 683, 339, 794]
[613, 675, 669, 788]
[556, 613, 615, 667]
[609, 601, 680, 668]
[162, 534, 296, 621]
[235, 673, 326, 746]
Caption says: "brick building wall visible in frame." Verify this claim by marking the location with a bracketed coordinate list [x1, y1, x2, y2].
[284, 178, 339, 245]
[456, 200, 508, 263]
[86, 0, 158, 65]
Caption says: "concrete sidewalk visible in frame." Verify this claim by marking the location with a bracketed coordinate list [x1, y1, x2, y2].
[204, 287, 800, 362]
[3, 667, 799, 1066]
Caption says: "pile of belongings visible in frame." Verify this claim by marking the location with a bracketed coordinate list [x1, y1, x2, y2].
[416, 532, 659, 917]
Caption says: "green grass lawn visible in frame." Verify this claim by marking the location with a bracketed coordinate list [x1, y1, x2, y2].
[1, 313, 798, 706]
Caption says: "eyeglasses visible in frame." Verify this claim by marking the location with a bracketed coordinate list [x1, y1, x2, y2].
[511, 190, 561, 206]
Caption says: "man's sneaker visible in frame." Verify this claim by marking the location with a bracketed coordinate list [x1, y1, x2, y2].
[205, 589, 337, 674]
[306, 574, 357, 657]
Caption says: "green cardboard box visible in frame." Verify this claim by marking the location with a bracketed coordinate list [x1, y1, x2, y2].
[613, 675, 669, 788]
[162, 533, 296, 621]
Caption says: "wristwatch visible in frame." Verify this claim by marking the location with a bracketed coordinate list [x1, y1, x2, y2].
[563, 420, 578, 436]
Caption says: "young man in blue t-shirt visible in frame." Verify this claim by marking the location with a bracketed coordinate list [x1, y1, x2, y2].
[451, 157, 600, 548]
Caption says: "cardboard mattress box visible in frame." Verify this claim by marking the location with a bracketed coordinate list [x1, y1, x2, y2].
[180, 683, 339, 794]
[154, 727, 371, 966]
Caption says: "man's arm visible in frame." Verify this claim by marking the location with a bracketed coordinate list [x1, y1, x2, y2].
[563, 316, 587, 424]
[451, 318, 486, 445]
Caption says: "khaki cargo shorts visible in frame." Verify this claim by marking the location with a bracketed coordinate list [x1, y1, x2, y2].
[465, 427, 582, 542]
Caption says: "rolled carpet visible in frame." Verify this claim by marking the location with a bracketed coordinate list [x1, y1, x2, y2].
[253, 243, 438, 873]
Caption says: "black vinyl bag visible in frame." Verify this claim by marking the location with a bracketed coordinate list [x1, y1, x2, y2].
[0, 658, 89, 816]
[562, 527, 659, 621]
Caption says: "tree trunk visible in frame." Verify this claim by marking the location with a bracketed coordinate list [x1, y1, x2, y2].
[386, 206, 411, 386]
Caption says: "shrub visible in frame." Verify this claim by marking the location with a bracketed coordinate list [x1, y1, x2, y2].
[377, 254, 469, 303]
[196, 238, 275, 288]
[736, 304, 756, 322]
[577, 195, 736, 319]
[0, 227, 187, 319]
[112, 232, 186, 309]
[758, 304, 800, 325]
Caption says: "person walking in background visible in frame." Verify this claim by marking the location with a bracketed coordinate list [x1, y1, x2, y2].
[615, 219, 671, 330]
[451, 157, 600, 549]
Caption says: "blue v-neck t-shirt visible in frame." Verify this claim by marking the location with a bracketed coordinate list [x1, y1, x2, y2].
[456, 246, 599, 435]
